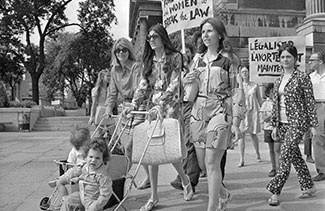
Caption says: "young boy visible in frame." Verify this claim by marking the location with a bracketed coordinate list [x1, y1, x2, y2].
[260, 83, 281, 177]
[60, 137, 112, 211]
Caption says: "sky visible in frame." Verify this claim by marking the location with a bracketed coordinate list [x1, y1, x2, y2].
[30, 0, 130, 44]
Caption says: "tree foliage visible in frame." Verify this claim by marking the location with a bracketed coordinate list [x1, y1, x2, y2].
[43, 0, 116, 107]
[1, 0, 79, 104]
[0, 9, 25, 101]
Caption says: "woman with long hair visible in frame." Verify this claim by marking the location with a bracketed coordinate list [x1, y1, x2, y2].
[89, 69, 110, 136]
[105, 37, 150, 188]
[184, 17, 244, 211]
[122, 24, 193, 211]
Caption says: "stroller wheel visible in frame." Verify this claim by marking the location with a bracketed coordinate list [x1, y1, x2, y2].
[40, 197, 50, 210]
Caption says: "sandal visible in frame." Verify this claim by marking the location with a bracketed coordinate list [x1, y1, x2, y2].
[139, 199, 159, 211]
[299, 186, 316, 199]
[237, 161, 244, 168]
[218, 188, 232, 210]
[137, 180, 151, 190]
[182, 176, 194, 201]
[268, 194, 279, 206]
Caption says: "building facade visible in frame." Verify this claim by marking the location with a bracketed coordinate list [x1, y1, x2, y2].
[129, 0, 325, 62]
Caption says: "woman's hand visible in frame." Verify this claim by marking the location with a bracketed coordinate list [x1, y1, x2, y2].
[105, 107, 112, 117]
[232, 126, 242, 141]
[88, 117, 94, 125]
[121, 106, 135, 119]
[310, 127, 318, 138]
[271, 127, 278, 141]
[148, 105, 162, 122]
[183, 69, 199, 84]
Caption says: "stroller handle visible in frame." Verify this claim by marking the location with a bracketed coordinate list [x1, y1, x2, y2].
[53, 160, 83, 167]
[130, 111, 149, 115]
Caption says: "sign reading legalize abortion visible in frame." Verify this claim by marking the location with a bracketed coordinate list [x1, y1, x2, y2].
[248, 36, 306, 83]
[161, 0, 213, 34]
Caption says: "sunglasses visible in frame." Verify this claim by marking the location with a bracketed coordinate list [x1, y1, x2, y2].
[308, 59, 320, 64]
[115, 48, 129, 54]
[147, 34, 160, 42]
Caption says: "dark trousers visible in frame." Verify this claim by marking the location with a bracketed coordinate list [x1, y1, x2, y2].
[180, 141, 201, 186]
[221, 150, 227, 180]
[175, 102, 200, 186]
[303, 129, 312, 156]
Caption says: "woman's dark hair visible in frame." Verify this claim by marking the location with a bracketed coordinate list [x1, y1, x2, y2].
[264, 83, 274, 98]
[198, 18, 230, 54]
[278, 42, 298, 60]
[85, 137, 110, 165]
[142, 24, 179, 80]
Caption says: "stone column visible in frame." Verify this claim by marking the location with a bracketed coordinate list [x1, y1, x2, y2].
[296, 0, 325, 53]
[306, 0, 325, 16]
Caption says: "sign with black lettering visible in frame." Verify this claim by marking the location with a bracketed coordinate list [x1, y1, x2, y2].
[161, 0, 213, 34]
[248, 36, 305, 83]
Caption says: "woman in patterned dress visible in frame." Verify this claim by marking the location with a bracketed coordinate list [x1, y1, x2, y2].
[185, 18, 244, 211]
[266, 43, 318, 206]
[122, 24, 193, 211]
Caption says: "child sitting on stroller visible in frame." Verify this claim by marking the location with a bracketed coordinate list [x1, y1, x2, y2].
[41, 128, 90, 211]
[54, 128, 91, 193]
[60, 137, 113, 211]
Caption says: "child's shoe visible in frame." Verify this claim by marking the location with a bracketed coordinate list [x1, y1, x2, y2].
[48, 179, 57, 188]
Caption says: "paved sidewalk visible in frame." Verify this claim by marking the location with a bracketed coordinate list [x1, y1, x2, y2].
[0, 131, 324, 211]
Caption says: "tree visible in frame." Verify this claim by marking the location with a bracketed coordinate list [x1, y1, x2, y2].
[0, 14, 25, 101]
[1, 0, 83, 104]
[43, 0, 116, 107]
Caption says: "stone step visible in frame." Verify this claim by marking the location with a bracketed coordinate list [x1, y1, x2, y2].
[32, 116, 93, 131]
[32, 125, 93, 131]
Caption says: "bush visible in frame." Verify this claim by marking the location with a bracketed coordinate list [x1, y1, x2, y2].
[9, 100, 37, 108]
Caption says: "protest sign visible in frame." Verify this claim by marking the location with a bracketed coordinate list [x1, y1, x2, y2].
[161, 0, 213, 34]
[248, 36, 305, 83]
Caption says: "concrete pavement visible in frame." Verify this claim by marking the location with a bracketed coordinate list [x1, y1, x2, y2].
[0, 131, 324, 211]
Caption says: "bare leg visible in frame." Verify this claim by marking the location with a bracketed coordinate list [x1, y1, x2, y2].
[250, 133, 261, 160]
[206, 148, 226, 211]
[148, 165, 159, 201]
[141, 164, 150, 184]
[172, 161, 190, 185]
[268, 142, 276, 170]
[238, 134, 245, 166]
[195, 146, 206, 173]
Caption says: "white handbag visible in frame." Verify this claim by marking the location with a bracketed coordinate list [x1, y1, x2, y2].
[132, 117, 185, 165]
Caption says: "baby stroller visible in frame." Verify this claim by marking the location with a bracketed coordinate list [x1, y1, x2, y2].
[39, 115, 130, 211]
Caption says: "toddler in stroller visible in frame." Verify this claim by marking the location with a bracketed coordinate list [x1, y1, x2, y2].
[40, 128, 91, 211]
[60, 137, 112, 211]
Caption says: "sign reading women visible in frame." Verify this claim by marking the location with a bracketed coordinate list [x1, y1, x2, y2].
[161, 0, 213, 34]
[248, 36, 305, 83]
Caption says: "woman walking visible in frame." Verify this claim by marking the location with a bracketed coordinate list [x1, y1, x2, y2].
[185, 17, 244, 211]
[266, 43, 318, 206]
[122, 24, 193, 211]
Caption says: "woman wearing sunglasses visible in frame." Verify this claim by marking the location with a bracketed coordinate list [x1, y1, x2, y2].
[122, 24, 194, 211]
[105, 37, 150, 188]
